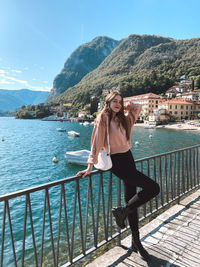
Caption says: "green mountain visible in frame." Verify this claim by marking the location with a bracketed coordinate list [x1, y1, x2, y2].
[47, 36, 121, 101]
[53, 34, 200, 108]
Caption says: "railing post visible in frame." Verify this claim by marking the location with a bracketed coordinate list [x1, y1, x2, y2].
[117, 178, 121, 246]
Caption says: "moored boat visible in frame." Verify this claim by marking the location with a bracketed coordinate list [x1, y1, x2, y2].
[83, 121, 90, 126]
[57, 128, 66, 132]
[65, 149, 90, 165]
[67, 130, 80, 137]
[144, 125, 156, 129]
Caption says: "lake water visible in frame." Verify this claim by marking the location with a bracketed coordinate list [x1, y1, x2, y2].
[0, 117, 200, 266]
[0, 117, 200, 195]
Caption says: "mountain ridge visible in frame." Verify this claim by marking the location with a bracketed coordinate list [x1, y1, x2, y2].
[0, 89, 49, 111]
[53, 34, 200, 107]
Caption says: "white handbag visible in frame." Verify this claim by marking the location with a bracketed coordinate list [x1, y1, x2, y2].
[94, 117, 112, 171]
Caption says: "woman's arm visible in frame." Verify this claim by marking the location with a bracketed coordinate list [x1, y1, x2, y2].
[76, 113, 106, 178]
[125, 102, 142, 126]
[87, 114, 106, 165]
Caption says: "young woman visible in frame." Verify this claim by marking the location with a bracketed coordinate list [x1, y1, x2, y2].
[76, 91, 160, 261]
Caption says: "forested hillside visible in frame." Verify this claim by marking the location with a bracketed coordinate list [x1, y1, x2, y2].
[51, 35, 200, 108]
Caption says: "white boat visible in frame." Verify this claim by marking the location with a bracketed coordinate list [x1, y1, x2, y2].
[65, 149, 90, 165]
[144, 125, 155, 129]
[57, 128, 66, 132]
[67, 130, 80, 137]
[83, 121, 90, 126]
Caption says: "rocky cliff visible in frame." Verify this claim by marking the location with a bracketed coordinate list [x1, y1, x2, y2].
[47, 36, 121, 101]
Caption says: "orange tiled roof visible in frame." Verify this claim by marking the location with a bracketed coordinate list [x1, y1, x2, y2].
[124, 93, 162, 100]
[161, 99, 194, 105]
[182, 92, 197, 95]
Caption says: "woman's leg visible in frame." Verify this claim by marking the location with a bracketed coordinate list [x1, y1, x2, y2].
[123, 182, 139, 232]
[111, 150, 156, 261]
[125, 169, 160, 210]
[111, 150, 160, 211]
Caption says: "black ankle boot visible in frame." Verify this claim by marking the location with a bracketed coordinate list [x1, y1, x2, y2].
[112, 206, 129, 229]
[132, 231, 150, 262]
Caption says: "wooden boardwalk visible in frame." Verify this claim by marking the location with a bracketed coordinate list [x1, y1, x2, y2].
[86, 189, 200, 267]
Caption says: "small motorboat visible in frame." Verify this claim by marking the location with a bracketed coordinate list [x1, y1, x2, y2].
[144, 125, 155, 129]
[67, 131, 80, 137]
[83, 121, 90, 126]
[57, 128, 66, 132]
[65, 150, 90, 166]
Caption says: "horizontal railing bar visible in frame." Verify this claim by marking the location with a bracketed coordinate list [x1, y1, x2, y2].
[134, 144, 200, 163]
[0, 170, 99, 202]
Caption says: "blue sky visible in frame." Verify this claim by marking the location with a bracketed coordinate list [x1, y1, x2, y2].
[0, 0, 200, 92]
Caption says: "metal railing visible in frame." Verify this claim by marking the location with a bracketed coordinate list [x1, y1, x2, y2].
[0, 145, 200, 267]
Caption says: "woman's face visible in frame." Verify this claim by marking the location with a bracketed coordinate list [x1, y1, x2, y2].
[110, 94, 123, 113]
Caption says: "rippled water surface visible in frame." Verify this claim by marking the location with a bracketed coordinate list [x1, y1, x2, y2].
[0, 117, 200, 266]
[0, 117, 200, 195]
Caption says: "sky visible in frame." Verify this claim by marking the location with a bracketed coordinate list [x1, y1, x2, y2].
[0, 0, 200, 92]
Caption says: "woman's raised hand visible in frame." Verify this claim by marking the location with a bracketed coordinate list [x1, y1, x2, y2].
[125, 102, 142, 112]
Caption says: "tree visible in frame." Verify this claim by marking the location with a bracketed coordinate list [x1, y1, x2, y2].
[90, 96, 99, 114]
[194, 76, 200, 89]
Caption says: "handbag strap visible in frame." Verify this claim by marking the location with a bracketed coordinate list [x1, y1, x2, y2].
[106, 116, 110, 154]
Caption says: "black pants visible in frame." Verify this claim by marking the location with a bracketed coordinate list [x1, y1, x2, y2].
[111, 150, 160, 232]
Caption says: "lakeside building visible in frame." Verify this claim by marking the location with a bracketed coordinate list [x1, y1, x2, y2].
[165, 79, 192, 98]
[181, 91, 199, 101]
[194, 89, 200, 97]
[78, 111, 87, 118]
[124, 93, 165, 120]
[124, 92, 200, 123]
[148, 107, 170, 124]
[160, 98, 200, 120]
[165, 85, 189, 98]
[49, 103, 71, 119]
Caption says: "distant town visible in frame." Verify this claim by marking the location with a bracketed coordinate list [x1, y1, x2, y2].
[123, 78, 200, 125]
[15, 76, 200, 125]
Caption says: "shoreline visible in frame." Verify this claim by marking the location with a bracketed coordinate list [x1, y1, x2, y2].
[134, 121, 200, 131]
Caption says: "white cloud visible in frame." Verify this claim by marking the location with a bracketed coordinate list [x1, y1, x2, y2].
[0, 69, 7, 76]
[31, 85, 51, 92]
[5, 76, 29, 86]
[12, 69, 22, 74]
[0, 78, 13, 85]
[0, 70, 51, 91]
